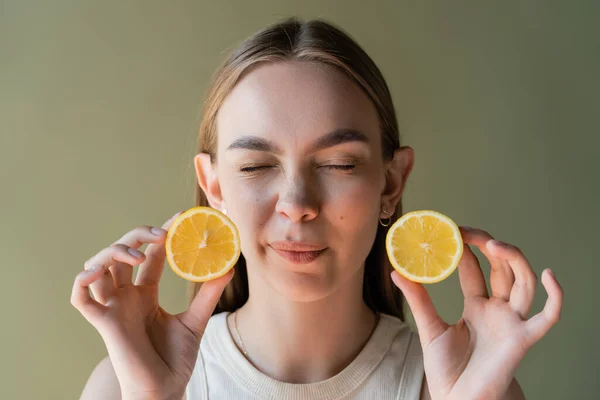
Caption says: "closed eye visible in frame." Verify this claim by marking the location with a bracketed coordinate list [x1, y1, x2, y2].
[322, 164, 356, 171]
[239, 164, 357, 174]
[240, 165, 271, 173]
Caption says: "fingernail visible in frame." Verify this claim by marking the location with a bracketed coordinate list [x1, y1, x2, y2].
[151, 227, 165, 236]
[461, 226, 474, 231]
[128, 248, 144, 258]
[547, 269, 555, 278]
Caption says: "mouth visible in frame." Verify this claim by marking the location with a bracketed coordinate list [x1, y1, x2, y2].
[269, 242, 327, 264]
[271, 248, 327, 264]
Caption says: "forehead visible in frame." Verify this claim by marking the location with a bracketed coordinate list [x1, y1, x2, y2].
[215, 60, 380, 152]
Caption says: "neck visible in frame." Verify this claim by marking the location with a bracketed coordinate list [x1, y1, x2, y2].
[228, 267, 378, 384]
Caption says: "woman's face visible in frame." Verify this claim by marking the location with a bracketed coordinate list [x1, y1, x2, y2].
[198, 60, 409, 302]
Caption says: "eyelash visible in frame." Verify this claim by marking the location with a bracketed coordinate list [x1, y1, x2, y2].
[240, 164, 356, 173]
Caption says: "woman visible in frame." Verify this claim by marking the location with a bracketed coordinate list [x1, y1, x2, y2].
[72, 18, 563, 399]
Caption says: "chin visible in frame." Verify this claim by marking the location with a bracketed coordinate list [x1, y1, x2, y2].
[267, 271, 338, 302]
[245, 247, 359, 302]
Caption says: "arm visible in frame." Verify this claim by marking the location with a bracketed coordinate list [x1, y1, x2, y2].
[79, 356, 188, 400]
[79, 356, 121, 400]
[419, 375, 525, 400]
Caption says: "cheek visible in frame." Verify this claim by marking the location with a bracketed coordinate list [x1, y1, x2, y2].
[220, 180, 274, 250]
[326, 174, 381, 222]
[221, 170, 381, 248]
[325, 176, 381, 259]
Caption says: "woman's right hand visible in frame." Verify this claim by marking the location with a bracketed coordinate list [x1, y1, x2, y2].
[71, 211, 234, 400]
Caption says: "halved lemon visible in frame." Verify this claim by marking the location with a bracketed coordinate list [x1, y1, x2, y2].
[386, 210, 463, 284]
[165, 206, 241, 282]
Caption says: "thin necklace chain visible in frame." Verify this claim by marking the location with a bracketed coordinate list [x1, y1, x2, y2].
[233, 310, 248, 356]
[232, 311, 381, 358]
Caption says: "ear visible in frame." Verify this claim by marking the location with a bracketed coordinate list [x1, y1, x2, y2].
[194, 153, 224, 210]
[380, 146, 414, 216]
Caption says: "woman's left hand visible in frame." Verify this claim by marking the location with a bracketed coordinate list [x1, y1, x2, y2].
[391, 226, 563, 400]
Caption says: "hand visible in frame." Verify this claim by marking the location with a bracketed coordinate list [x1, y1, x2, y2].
[71, 211, 234, 400]
[391, 227, 563, 400]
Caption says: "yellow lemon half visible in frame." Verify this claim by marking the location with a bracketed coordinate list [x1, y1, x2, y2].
[166, 207, 241, 282]
[386, 210, 463, 284]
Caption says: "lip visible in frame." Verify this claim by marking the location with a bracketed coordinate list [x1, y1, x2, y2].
[270, 241, 327, 252]
[269, 242, 327, 264]
[272, 248, 327, 264]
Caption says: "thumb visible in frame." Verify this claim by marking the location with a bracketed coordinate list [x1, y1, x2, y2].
[179, 269, 235, 338]
[391, 270, 448, 345]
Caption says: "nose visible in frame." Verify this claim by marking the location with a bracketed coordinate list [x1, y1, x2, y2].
[275, 173, 319, 223]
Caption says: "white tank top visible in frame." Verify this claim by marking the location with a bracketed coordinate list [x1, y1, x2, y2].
[186, 312, 424, 399]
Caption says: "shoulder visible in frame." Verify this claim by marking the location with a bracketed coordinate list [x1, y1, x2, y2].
[186, 312, 230, 390]
[203, 311, 230, 340]
[79, 356, 121, 399]
[378, 313, 425, 399]
[195, 311, 231, 360]
[189, 313, 231, 372]
[379, 315, 429, 400]
[378, 313, 420, 346]
[381, 313, 423, 353]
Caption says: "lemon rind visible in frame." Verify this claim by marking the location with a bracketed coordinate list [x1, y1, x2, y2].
[385, 210, 464, 284]
[165, 206, 241, 282]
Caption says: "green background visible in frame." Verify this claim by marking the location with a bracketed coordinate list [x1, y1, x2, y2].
[1, 1, 597, 399]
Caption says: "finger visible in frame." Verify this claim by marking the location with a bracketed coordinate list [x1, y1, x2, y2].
[110, 244, 145, 286]
[525, 269, 563, 345]
[390, 270, 448, 345]
[110, 226, 171, 287]
[457, 242, 489, 299]
[86, 244, 146, 289]
[83, 258, 117, 304]
[178, 269, 235, 339]
[135, 211, 184, 286]
[487, 240, 538, 318]
[460, 227, 514, 301]
[83, 244, 143, 301]
[71, 265, 108, 325]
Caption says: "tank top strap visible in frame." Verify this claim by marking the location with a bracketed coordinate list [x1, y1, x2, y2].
[396, 331, 425, 400]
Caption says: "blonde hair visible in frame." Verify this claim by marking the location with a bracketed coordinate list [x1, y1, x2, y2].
[188, 17, 405, 320]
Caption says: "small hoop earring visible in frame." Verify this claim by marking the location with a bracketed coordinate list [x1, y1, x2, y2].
[379, 208, 391, 227]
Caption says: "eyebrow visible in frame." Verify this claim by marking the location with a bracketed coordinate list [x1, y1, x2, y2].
[226, 128, 370, 154]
